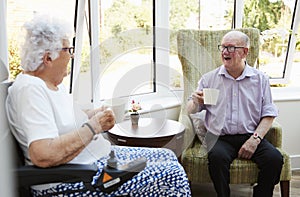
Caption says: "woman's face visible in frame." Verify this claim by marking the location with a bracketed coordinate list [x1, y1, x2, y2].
[51, 40, 73, 86]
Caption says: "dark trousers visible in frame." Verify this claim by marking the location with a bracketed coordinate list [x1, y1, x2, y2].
[206, 132, 283, 197]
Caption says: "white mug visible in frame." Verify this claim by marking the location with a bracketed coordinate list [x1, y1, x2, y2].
[203, 88, 219, 105]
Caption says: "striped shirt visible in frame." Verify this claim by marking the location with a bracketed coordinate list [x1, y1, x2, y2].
[196, 64, 278, 136]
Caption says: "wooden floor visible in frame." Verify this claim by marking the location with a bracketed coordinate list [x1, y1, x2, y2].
[191, 170, 300, 197]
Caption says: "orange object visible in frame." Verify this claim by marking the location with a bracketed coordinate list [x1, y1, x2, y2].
[102, 172, 112, 183]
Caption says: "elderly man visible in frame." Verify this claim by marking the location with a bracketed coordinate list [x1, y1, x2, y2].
[187, 30, 283, 197]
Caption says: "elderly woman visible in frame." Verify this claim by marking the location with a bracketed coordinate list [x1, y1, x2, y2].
[6, 15, 191, 196]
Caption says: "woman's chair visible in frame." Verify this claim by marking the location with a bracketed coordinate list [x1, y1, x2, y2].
[1, 81, 146, 197]
[1, 82, 98, 197]
[177, 28, 291, 197]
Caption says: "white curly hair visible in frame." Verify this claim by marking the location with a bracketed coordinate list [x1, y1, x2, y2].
[21, 14, 73, 71]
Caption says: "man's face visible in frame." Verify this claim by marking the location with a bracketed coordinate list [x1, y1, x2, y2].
[220, 35, 248, 73]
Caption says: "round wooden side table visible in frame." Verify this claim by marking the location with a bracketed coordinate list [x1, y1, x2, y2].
[108, 118, 185, 157]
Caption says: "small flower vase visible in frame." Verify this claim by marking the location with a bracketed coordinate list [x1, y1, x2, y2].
[130, 113, 140, 125]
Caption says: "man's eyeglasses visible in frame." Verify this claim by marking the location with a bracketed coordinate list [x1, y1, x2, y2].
[60, 47, 75, 55]
[218, 45, 245, 53]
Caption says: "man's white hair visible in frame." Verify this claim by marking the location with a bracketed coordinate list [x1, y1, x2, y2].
[223, 31, 250, 48]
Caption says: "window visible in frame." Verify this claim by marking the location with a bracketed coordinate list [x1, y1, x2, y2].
[168, 0, 300, 87]
[243, 0, 300, 86]
[7, 0, 75, 81]
[169, 0, 235, 90]
[6, 0, 300, 107]
[97, 0, 154, 99]
[7, 0, 155, 104]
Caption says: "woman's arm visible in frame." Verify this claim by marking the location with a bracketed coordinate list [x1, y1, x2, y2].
[84, 106, 107, 119]
[29, 109, 115, 168]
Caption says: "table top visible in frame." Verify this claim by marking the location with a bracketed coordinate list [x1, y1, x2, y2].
[108, 118, 185, 139]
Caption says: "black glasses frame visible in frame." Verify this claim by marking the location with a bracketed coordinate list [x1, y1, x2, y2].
[218, 45, 245, 53]
[61, 47, 75, 55]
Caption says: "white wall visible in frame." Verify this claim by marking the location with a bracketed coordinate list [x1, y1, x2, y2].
[272, 87, 300, 170]
[0, 0, 16, 196]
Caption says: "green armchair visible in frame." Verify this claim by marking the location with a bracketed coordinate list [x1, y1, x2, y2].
[177, 28, 291, 196]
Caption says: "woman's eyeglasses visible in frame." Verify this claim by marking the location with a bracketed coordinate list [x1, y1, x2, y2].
[61, 47, 75, 55]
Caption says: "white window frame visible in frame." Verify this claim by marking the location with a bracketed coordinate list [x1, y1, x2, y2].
[77, 0, 300, 107]
[78, 0, 176, 106]
[272, 0, 300, 85]
[236, 0, 300, 85]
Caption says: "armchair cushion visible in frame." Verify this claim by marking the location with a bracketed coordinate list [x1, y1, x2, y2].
[189, 111, 207, 148]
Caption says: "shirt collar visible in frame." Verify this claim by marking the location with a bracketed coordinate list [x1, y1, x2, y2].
[218, 63, 256, 80]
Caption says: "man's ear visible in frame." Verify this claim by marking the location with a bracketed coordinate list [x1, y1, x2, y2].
[241, 48, 249, 59]
[244, 48, 249, 56]
[42, 53, 52, 65]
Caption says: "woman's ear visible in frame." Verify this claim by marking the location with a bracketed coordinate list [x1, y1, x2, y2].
[42, 53, 52, 65]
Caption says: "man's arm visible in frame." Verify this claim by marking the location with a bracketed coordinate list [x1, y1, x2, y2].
[238, 116, 275, 159]
[254, 116, 275, 139]
[187, 90, 204, 114]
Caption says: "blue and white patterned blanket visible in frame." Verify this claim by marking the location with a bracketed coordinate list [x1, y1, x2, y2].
[32, 146, 191, 196]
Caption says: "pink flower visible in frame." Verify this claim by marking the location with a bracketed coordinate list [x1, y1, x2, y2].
[129, 100, 141, 113]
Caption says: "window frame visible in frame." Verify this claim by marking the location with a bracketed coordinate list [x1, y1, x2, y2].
[72, 0, 158, 105]
[102, 0, 300, 102]
[236, 0, 300, 85]
[271, 0, 300, 85]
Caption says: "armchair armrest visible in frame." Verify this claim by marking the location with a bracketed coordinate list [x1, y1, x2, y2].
[16, 163, 98, 191]
[180, 112, 283, 149]
[179, 113, 197, 150]
[264, 120, 282, 148]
